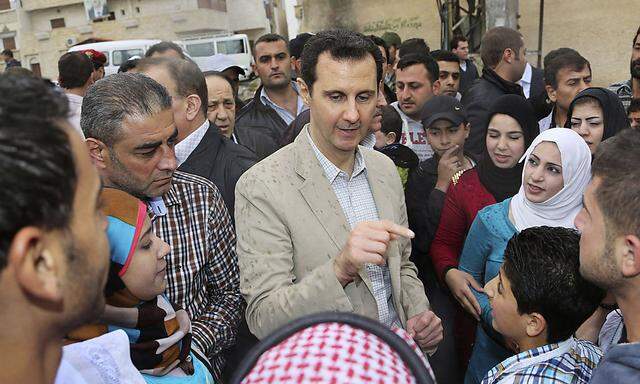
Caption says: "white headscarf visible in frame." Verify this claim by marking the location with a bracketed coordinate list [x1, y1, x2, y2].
[509, 128, 591, 231]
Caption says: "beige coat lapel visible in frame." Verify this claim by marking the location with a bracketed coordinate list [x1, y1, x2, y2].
[294, 127, 374, 293]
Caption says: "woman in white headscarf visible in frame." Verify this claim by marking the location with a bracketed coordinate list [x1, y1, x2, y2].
[455, 128, 592, 384]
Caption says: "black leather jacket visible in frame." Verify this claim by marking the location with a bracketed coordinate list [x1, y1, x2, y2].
[234, 86, 288, 160]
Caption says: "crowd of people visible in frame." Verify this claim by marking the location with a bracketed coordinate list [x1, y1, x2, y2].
[0, 23, 639, 384]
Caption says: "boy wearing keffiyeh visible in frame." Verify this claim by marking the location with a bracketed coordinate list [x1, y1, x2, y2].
[481, 227, 604, 384]
[68, 188, 213, 383]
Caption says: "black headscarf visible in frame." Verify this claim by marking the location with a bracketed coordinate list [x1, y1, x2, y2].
[564, 87, 630, 140]
[476, 94, 539, 202]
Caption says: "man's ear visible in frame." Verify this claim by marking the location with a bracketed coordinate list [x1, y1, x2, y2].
[9, 227, 63, 306]
[297, 77, 311, 105]
[86, 138, 108, 170]
[432, 79, 441, 95]
[620, 234, 640, 278]
[386, 132, 397, 145]
[185, 94, 202, 122]
[545, 84, 557, 103]
[525, 312, 547, 339]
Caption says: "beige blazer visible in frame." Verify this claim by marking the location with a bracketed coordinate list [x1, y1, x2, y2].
[235, 126, 430, 339]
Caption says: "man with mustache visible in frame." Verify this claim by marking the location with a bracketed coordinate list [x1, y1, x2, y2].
[81, 73, 242, 381]
[609, 26, 640, 110]
[236, 29, 443, 353]
[235, 33, 308, 160]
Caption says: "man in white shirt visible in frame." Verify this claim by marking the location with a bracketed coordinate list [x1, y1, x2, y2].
[58, 52, 94, 138]
[393, 53, 440, 161]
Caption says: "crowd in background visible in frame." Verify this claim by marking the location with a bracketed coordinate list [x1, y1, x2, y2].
[1, 21, 640, 384]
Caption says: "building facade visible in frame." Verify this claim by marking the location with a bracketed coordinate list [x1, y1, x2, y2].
[0, 0, 288, 78]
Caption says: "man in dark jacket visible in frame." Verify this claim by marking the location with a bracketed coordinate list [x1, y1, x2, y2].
[1, 49, 21, 71]
[235, 33, 308, 160]
[451, 36, 478, 95]
[136, 57, 256, 214]
[577, 129, 640, 384]
[460, 27, 527, 156]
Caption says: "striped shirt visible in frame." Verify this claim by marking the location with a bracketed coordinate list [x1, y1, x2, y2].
[482, 337, 602, 384]
[307, 130, 400, 328]
[150, 170, 242, 380]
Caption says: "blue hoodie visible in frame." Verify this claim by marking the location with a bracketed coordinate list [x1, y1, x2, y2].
[589, 342, 640, 383]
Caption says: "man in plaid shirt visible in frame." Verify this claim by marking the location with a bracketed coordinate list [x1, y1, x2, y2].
[482, 227, 604, 384]
[81, 72, 242, 380]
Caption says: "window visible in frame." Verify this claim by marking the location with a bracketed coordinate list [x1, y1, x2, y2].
[0, 0, 10, 11]
[2, 36, 15, 51]
[50, 18, 66, 29]
[120, 9, 125, 16]
[216, 39, 245, 54]
[30, 63, 41, 78]
[186, 42, 215, 57]
[113, 49, 142, 66]
[197, 0, 226, 11]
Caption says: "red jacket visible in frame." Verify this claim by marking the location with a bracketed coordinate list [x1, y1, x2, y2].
[430, 168, 496, 282]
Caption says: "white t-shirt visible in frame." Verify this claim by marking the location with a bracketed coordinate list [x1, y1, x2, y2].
[391, 102, 433, 161]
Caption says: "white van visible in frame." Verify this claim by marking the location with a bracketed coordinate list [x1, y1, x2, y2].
[180, 34, 252, 79]
[68, 39, 161, 75]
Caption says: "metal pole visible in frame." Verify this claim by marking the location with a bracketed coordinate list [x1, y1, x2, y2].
[537, 0, 544, 67]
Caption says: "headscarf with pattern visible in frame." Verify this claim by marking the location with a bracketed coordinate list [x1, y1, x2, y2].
[67, 188, 194, 376]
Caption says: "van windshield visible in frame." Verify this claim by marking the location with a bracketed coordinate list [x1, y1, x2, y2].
[113, 49, 143, 66]
[216, 39, 245, 54]
[186, 42, 215, 57]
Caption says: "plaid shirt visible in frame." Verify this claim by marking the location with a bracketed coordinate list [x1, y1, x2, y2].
[482, 337, 602, 384]
[150, 170, 242, 379]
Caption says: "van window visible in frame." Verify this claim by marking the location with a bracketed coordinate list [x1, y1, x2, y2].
[216, 39, 245, 55]
[113, 49, 143, 66]
[186, 42, 215, 57]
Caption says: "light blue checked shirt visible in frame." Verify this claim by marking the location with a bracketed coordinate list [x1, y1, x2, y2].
[307, 129, 400, 328]
[482, 337, 602, 384]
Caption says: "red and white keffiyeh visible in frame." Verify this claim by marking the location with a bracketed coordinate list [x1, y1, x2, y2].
[241, 322, 434, 384]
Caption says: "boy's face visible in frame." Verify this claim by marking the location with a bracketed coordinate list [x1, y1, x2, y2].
[485, 267, 529, 343]
[426, 120, 469, 158]
[120, 216, 170, 300]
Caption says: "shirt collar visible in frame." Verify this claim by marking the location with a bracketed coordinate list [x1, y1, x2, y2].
[260, 82, 300, 105]
[519, 62, 532, 84]
[174, 120, 209, 166]
[360, 132, 376, 149]
[306, 128, 367, 184]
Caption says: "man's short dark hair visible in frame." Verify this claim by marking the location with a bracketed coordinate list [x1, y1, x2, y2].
[118, 58, 139, 73]
[136, 57, 208, 119]
[503, 226, 605, 344]
[380, 105, 402, 141]
[633, 25, 640, 46]
[81, 72, 172, 148]
[399, 38, 430, 58]
[1, 49, 13, 58]
[300, 29, 383, 94]
[368, 35, 390, 65]
[628, 98, 640, 115]
[397, 53, 439, 84]
[203, 70, 234, 89]
[431, 50, 461, 65]
[0, 74, 75, 270]
[253, 33, 288, 57]
[592, 128, 640, 240]
[289, 33, 313, 59]
[543, 48, 590, 88]
[450, 35, 468, 51]
[480, 27, 523, 69]
[145, 41, 185, 59]
[58, 52, 94, 89]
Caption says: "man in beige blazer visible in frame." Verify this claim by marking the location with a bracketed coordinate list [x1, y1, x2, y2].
[235, 30, 443, 352]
